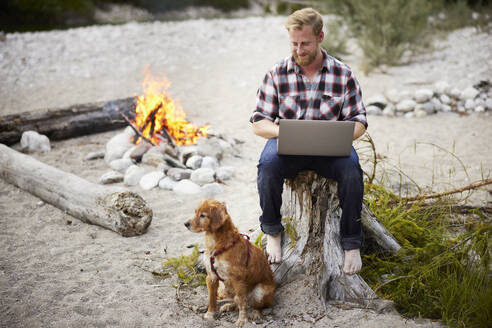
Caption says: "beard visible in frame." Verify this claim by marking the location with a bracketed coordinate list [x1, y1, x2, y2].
[293, 46, 319, 67]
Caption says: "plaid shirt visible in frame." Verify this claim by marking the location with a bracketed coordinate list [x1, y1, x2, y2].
[250, 50, 367, 128]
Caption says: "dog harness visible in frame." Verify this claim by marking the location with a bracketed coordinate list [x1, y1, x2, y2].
[210, 233, 250, 282]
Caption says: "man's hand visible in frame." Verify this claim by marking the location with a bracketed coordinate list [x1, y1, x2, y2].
[353, 122, 366, 140]
[252, 120, 279, 139]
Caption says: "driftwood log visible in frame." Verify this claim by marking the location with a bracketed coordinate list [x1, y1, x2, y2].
[254, 171, 400, 311]
[0, 97, 136, 145]
[0, 144, 152, 236]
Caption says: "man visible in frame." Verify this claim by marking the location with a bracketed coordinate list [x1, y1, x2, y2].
[250, 8, 367, 275]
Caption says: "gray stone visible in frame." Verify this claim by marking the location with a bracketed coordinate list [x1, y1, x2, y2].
[173, 179, 202, 195]
[124, 165, 147, 186]
[142, 152, 165, 167]
[382, 104, 395, 117]
[167, 167, 191, 181]
[201, 183, 224, 197]
[186, 155, 203, 169]
[158, 177, 177, 190]
[385, 88, 401, 103]
[139, 171, 165, 190]
[196, 137, 223, 160]
[217, 138, 235, 155]
[441, 104, 452, 112]
[157, 162, 171, 174]
[109, 158, 134, 173]
[201, 156, 219, 170]
[430, 97, 442, 112]
[396, 99, 417, 112]
[414, 89, 433, 103]
[216, 166, 234, 181]
[439, 94, 451, 105]
[129, 142, 152, 162]
[448, 88, 462, 99]
[404, 112, 415, 119]
[365, 105, 382, 115]
[163, 154, 187, 169]
[178, 145, 199, 164]
[434, 81, 451, 94]
[99, 171, 124, 184]
[191, 168, 215, 185]
[415, 110, 428, 118]
[465, 99, 475, 110]
[461, 87, 479, 100]
[418, 102, 435, 114]
[104, 127, 134, 163]
[84, 150, 105, 161]
[485, 98, 492, 110]
[20, 131, 51, 153]
[122, 145, 137, 159]
[475, 105, 485, 112]
[365, 94, 387, 109]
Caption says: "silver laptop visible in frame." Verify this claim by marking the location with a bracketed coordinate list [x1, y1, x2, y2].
[277, 119, 355, 156]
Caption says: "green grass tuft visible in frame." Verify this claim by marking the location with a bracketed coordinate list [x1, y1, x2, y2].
[162, 244, 206, 287]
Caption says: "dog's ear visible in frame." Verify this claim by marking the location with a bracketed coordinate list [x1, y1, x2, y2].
[209, 201, 227, 232]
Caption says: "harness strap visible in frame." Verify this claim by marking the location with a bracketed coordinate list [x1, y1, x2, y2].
[209, 233, 251, 282]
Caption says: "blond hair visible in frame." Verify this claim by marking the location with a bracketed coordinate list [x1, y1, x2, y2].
[285, 8, 323, 36]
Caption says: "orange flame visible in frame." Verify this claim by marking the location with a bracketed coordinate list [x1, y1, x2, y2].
[133, 68, 208, 146]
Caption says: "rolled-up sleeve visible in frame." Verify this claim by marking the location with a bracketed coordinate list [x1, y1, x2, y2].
[341, 72, 368, 128]
[250, 71, 279, 123]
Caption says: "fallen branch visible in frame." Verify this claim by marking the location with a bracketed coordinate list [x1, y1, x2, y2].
[402, 179, 492, 202]
[0, 144, 152, 236]
[120, 112, 156, 146]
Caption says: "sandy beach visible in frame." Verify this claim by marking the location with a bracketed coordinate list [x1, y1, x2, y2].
[1, 15, 491, 327]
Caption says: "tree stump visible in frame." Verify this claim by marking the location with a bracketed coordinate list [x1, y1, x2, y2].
[255, 171, 398, 311]
[0, 144, 152, 237]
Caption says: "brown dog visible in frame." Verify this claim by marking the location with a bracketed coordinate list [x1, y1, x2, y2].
[185, 199, 275, 326]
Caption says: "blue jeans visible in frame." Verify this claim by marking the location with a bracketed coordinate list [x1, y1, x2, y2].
[257, 138, 364, 250]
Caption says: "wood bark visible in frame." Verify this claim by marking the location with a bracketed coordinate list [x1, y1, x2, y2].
[253, 171, 399, 311]
[0, 144, 152, 236]
[0, 97, 136, 145]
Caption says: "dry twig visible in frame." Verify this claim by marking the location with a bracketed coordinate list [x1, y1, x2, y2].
[402, 179, 492, 202]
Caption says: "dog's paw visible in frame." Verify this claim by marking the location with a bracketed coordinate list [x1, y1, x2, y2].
[203, 311, 215, 321]
[219, 302, 236, 313]
[249, 309, 262, 321]
[235, 317, 248, 327]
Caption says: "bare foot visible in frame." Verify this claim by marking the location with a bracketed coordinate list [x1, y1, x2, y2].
[266, 232, 282, 263]
[343, 249, 362, 275]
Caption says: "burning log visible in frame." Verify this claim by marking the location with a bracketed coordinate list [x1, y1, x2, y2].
[254, 171, 398, 311]
[0, 144, 152, 236]
[0, 98, 136, 146]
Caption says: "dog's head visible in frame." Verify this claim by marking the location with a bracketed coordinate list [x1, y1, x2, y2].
[184, 199, 229, 233]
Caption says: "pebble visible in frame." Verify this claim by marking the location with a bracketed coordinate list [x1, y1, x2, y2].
[448, 87, 462, 99]
[216, 166, 234, 181]
[20, 130, 51, 153]
[415, 110, 428, 118]
[385, 88, 401, 103]
[382, 104, 395, 117]
[434, 81, 451, 94]
[84, 150, 105, 161]
[201, 156, 219, 170]
[196, 137, 223, 160]
[414, 89, 433, 103]
[99, 170, 124, 184]
[158, 177, 177, 190]
[141, 152, 165, 167]
[178, 145, 199, 164]
[465, 99, 475, 110]
[201, 183, 223, 197]
[186, 155, 203, 169]
[365, 94, 387, 108]
[439, 94, 451, 105]
[139, 171, 165, 190]
[365, 105, 382, 115]
[396, 99, 417, 112]
[104, 127, 134, 163]
[475, 106, 485, 112]
[486, 98, 492, 110]
[461, 86, 479, 100]
[173, 179, 202, 195]
[109, 158, 134, 173]
[191, 168, 215, 185]
[167, 167, 191, 181]
[124, 165, 147, 186]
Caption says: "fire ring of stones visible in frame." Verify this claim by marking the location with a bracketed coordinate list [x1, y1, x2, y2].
[364, 80, 491, 117]
[92, 127, 240, 197]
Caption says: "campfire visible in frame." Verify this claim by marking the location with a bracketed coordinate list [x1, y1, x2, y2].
[130, 68, 209, 147]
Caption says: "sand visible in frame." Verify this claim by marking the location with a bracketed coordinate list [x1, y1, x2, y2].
[1, 16, 491, 327]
